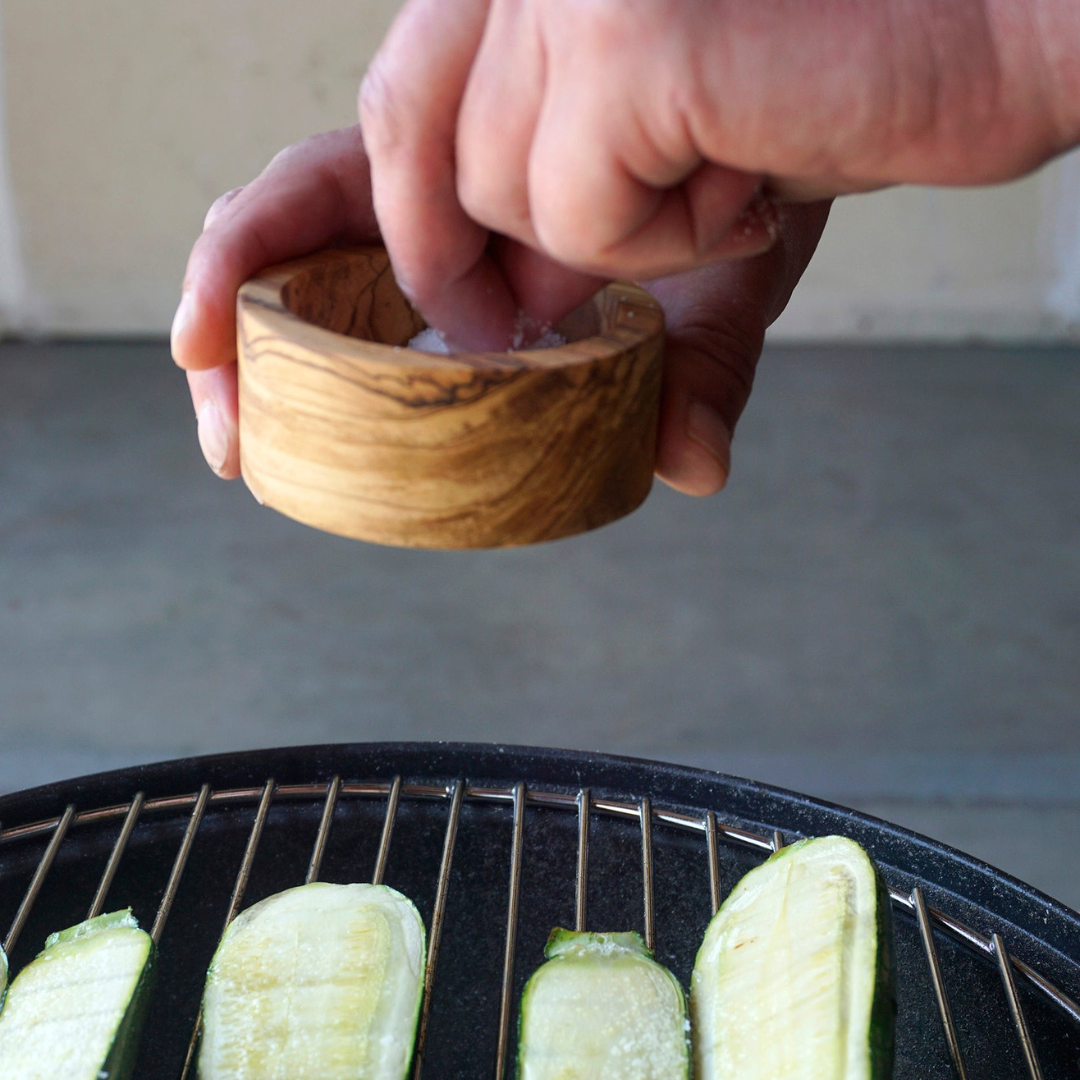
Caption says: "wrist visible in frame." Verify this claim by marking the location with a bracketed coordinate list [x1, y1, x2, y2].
[1031, 0, 1080, 148]
[987, 0, 1080, 166]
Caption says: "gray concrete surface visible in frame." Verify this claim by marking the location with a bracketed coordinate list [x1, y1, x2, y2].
[1, 341, 1078, 907]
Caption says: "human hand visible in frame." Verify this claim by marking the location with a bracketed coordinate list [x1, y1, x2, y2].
[171, 126, 828, 495]
[171, 127, 604, 479]
[361, 0, 1079, 351]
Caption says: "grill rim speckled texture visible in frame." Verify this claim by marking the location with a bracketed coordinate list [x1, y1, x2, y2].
[0, 742, 1077, 1079]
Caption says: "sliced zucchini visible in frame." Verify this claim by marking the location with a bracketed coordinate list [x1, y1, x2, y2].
[0, 908, 155, 1080]
[198, 881, 426, 1080]
[517, 929, 689, 1080]
[692, 835, 895, 1080]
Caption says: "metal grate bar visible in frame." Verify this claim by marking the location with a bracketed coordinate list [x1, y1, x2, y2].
[0, 782, 772, 850]
[179, 779, 275, 1080]
[640, 796, 655, 951]
[772, 829, 785, 852]
[890, 885, 1080, 1027]
[412, 780, 464, 1080]
[494, 782, 526, 1080]
[87, 792, 145, 920]
[306, 775, 341, 885]
[576, 788, 589, 932]
[152, 784, 211, 945]
[372, 774, 402, 886]
[992, 933, 1044, 1080]
[705, 811, 721, 916]
[3, 803, 76, 956]
[913, 886, 969, 1080]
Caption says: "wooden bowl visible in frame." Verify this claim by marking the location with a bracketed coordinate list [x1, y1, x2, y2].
[237, 246, 665, 549]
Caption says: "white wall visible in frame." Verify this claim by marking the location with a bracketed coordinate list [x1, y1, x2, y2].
[0, 0, 1077, 341]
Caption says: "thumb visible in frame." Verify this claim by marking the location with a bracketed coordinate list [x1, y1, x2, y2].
[653, 320, 763, 496]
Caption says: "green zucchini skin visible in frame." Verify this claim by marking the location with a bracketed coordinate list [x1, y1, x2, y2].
[0, 945, 8, 1012]
[0, 909, 156, 1080]
[197, 881, 427, 1080]
[691, 835, 896, 1080]
[517, 929, 690, 1080]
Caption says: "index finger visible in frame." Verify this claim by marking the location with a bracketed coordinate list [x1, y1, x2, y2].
[171, 126, 380, 372]
[360, 0, 529, 350]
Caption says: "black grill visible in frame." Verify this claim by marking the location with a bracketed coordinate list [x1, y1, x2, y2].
[0, 743, 1077, 1079]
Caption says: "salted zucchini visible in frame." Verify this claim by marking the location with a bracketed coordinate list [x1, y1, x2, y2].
[0, 908, 155, 1080]
[198, 881, 426, 1080]
[517, 929, 689, 1080]
[692, 835, 895, 1080]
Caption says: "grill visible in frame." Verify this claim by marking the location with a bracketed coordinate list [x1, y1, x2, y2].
[0, 743, 1077, 1078]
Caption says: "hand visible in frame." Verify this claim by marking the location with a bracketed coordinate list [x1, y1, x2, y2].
[360, 0, 1079, 350]
[171, 127, 828, 495]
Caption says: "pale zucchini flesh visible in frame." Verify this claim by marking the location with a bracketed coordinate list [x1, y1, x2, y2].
[0, 908, 155, 1080]
[517, 929, 689, 1080]
[198, 881, 426, 1080]
[692, 835, 895, 1080]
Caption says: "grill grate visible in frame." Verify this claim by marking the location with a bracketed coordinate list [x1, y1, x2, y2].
[1, 773, 1077, 1079]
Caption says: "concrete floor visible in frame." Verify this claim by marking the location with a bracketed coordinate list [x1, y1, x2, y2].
[1, 341, 1078, 907]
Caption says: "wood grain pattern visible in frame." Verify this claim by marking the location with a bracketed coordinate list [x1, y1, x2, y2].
[237, 246, 665, 549]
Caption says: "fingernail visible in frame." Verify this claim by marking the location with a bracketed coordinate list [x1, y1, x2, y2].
[732, 195, 780, 246]
[686, 400, 731, 490]
[196, 398, 229, 475]
[707, 195, 780, 259]
[170, 293, 194, 364]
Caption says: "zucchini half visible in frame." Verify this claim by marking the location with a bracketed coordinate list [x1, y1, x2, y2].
[198, 881, 426, 1080]
[517, 929, 689, 1080]
[692, 835, 895, 1080]
[0, 908, 155, 1080]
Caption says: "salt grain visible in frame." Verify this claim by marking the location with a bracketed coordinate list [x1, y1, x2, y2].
[407, 327, 452, 355]
[408, 311, 566, 354]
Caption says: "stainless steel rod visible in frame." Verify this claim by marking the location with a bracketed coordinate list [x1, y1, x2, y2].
[179, 778, 275, 1080]
[372, 775, 402, 886]
[152, 784, 211, 946]
[412, 780, 465, 1080]
[494, 781, 526, 1080]
[772, 830, 785, 852]
[705, 811, 721, 916]
[87, 792, 145, 920]
[576, 787, 589, 932]
[992, 933, 1044, 1080]
[306, 775, 341, 885]
[913, 886, 968, 1080]
[4, 804, 76, 956]
[641, 797, 655, 952]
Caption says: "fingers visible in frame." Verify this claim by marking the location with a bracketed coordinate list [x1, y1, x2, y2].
[527, 76, 767, 276]
[171, 126, 379, 373]
[648, 201, 832, 496]
[361, 0, 527, 350]
[652, 275, 764, 496]
[187, 364, 240, 480]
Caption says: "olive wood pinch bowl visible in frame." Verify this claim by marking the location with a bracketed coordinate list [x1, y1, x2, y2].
[237, 246, 665, 549]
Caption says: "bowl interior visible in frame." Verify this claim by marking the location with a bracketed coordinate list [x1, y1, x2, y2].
[280, 249, 603, 350]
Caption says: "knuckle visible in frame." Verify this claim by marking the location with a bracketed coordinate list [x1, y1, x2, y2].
[357, 60, 406, 153]
[531, 205, 602, 269]
[202, 186, 244, 232]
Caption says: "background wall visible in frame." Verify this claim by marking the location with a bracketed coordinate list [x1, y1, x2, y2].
[0, 0, 1078, 340]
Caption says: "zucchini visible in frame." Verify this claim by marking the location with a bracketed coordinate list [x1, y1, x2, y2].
[1, 944, 7, 1011]
[691, 835, 895, 1080]
[198, 881, 426, 1080]
[517, 929, 689, 1080]
[0, 908, 155, 1080]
